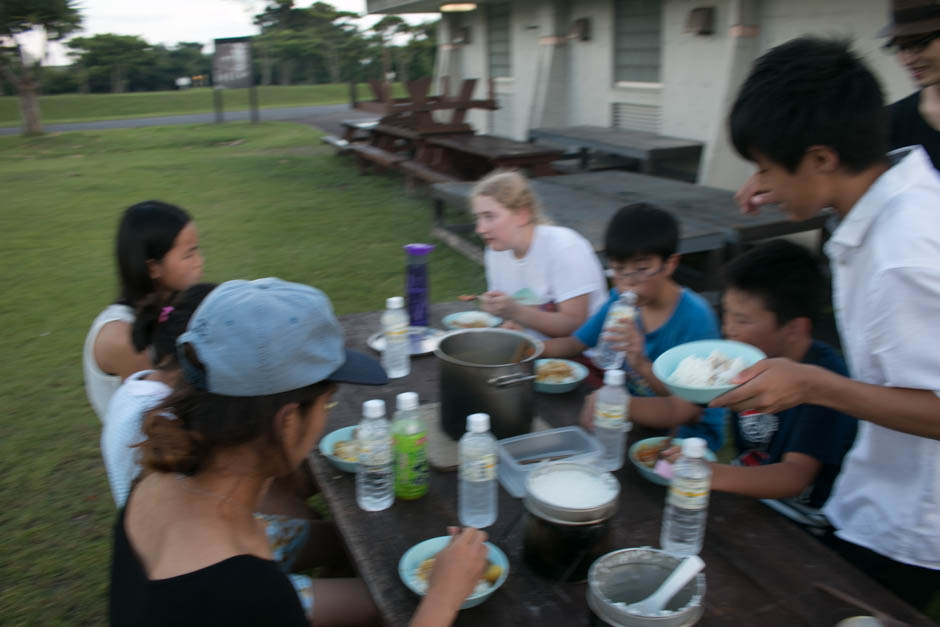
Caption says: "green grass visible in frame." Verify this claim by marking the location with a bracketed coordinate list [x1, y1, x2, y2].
[0, 83, 406, 127]
[0, 121, 481, 625]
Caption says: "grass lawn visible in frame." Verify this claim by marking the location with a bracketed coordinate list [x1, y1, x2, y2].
[0, 83, 405, 127]
[0, 121, 481, 624]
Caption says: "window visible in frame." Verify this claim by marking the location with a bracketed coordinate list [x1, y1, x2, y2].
[614, 0, 662, 83]
[487, 3, 512, 78]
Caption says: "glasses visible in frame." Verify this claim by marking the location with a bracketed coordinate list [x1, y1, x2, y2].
[607, 262, 664, 282]
[884, 31, 940, 54]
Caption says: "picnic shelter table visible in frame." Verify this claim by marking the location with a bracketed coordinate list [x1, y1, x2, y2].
[423, 134, 565, 180]
[528, 125, 704, 177]
[306, 302, 933, 627]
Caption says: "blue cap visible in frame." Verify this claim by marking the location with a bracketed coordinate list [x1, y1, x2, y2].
[177, 278, 387, 396]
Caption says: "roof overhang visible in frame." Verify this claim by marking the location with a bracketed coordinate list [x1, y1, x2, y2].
[366, 0, 484, 14]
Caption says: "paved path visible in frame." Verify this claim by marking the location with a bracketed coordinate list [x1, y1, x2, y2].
[0, 103, 362, 136]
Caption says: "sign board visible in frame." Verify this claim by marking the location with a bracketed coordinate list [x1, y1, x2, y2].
[213, 37, 253, 89]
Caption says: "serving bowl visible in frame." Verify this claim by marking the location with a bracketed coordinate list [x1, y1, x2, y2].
[398, 536, 509, 609]
[629, 437, 718, 487]
[651, 339, 766, 405]
[318, 425, 358, 473]
[442, 311, 502, 331]
[534, 358, 589, 394]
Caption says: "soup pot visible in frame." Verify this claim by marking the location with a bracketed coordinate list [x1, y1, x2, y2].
[435, 328, 543, 440]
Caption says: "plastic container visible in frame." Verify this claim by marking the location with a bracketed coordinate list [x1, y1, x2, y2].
[593, 290, 637, 371]
[392, 391, 429, 500]
[497, 426, 602, 498]
[660, 438, 711, 557]
[594, 369, 631, 471]
[382, 296, 411, 379]
[458, 413, 498, 528]
[356, 399, 395, 512]
[404, 243, 434, 327]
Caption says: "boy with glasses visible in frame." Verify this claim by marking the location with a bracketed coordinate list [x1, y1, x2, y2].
[881, 0, 940, 168]
[542, 203, 725, 451]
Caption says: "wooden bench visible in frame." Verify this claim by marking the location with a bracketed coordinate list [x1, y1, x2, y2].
[348, 143, 407, 174]
[320, 135, 351, 154]
[398, 159, 461, 193]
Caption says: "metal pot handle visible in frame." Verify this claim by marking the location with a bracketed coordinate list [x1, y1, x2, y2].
[488, 373, 537, 387]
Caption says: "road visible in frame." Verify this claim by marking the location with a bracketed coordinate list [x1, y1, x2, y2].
[0, 103, 354, 136]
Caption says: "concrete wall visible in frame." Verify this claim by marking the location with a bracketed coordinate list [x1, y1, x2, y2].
[432, 0, 913, 189]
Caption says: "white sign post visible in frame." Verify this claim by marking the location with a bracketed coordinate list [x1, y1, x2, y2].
[212, 37, 258, 123]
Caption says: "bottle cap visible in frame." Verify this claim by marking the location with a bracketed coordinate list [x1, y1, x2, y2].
[467, 413, 490, 433]
[603, 369, 625, 387]
[681, 437, 707, 458]
[620, 290, 637, 305]
[396, 391, 419, 411]
[404, 243, 435, 256]
[362, 399, 386, 418]
[386, 296, 404, 309]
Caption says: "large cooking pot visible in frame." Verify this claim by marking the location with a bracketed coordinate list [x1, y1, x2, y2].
[435, 328, 543, 440]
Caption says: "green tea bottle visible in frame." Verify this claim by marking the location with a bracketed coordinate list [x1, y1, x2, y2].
[392, 391, 429, 500]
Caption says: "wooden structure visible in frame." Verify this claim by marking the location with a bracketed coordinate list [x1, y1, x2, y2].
[306, 301, 934, 627]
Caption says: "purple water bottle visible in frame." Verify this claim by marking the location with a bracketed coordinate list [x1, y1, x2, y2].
[404, 243, 434, 327]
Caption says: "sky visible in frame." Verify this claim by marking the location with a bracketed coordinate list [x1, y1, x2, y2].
[31, 0, 436, 65]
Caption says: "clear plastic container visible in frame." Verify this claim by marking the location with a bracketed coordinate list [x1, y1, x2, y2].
[497, 426, 602, 498]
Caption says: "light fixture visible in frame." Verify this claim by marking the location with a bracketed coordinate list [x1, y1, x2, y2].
[440, 3, 477, 12]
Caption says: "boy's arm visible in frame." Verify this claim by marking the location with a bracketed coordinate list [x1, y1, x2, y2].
[713, 359, 940, 440]
[541, 335, 588, 358]
[709, 452, 821, 500]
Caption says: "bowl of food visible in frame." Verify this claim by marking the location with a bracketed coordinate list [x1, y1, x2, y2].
[534, 358, 588, 394]
[398, 536, 509, 609]
[651, 339, 766, 405]
[319, 425, 358, 473]
[442, 311, 502, 331]
[629, 437, 717, 486]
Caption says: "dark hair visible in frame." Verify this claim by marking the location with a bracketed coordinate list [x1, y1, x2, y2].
[139, 379, 335, 475]
[604, 203, 679, 262]
[116, 201, 192, 306]
[722, 240, 824, 325]
[131, 283, 217, 369]
[730, 37, 888, 173]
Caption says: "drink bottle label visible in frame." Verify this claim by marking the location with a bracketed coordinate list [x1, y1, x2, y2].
[594, 401, 626, 429]
[394, 431, 429, 499]
[460, 453, 497, 481]
[667, 477, 710, 510]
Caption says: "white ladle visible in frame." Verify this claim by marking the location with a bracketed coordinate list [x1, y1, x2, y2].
[626, 555, 705, 615]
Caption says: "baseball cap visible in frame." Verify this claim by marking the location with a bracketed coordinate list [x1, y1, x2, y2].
[177, 278, 387, 396]
[878, 0, 940, 38]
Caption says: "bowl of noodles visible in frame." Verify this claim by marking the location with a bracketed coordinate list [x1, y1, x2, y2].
[534, 358, 588, 394]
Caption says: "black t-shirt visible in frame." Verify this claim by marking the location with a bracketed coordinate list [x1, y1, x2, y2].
[110, 508, 308, 627]
[890, 91, 940, 170]
[732, 340, 858, 509]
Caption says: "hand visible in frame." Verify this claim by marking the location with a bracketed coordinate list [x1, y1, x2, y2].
[580, 390, 597, 431]
[661, 445, 681, 464]
[500, 320, 524, 331]
[709, 357, 813, 414]
[480, 291, 518, 320]
[734, 173, 777, 216]
[426, 527, 489, 608]
[604, 318, 647, 371]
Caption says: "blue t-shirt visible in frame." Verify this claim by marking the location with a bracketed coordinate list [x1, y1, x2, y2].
[575, 287, 725, 451]
[732, 340, 858, 509]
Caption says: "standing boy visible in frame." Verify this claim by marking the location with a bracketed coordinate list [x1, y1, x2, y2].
[716, 37, 940, 611]
[543, 203, 725, 451]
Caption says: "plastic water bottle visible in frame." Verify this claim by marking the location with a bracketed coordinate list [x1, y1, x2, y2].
[593, 369, 631, 471]
[592, 290, 638, 370]
[393, 392, 429, 500]
[458, 413, 498, 528]
[382, 296, 410, 379]
[660, 437, 712, 556]
[356, 399, 395, 512]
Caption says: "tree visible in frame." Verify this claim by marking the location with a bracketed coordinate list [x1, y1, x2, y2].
[67, 34, 151, 93]
[0, 0, 81, 134]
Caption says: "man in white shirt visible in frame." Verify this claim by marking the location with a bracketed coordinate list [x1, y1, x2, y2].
[716, 36, 940, 612]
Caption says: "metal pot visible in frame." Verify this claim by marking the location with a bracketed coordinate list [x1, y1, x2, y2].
[435, 328, 543, 440]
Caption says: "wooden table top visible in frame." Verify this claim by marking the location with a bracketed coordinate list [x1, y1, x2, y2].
[529, 126, 703, 161]
[427, 134, 565, 161]
[307, 303, 931, 627]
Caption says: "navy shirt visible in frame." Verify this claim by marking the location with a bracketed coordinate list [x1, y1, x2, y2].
[732, 340, 858, 509]
[890, 91, 940, 170]
[575, 287, 725, 451]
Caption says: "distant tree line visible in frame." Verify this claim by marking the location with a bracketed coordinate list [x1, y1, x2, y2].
[29, 1, 437, 95]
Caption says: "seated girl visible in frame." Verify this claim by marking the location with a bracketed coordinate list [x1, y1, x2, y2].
[472, 170, 607, 339]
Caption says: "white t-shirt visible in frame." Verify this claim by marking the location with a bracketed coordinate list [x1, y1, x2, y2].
[83, 304, 135, 421]
[101, 370, 171, 507]
[822, 146, 940, 570]
[484, 225, 607, 339]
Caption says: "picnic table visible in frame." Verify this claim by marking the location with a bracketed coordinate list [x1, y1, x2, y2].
[306, 302, 933, 627]
[423, 134, 565, 180]
[528, 126, 704, 178]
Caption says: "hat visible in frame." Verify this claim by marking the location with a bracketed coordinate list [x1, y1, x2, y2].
[177, 278, 387, 396]
[878, 0, 940, 38]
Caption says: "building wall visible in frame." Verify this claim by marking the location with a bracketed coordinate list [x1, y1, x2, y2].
[434, 0, 913, 189]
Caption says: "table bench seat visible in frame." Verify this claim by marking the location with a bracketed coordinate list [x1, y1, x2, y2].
[349, 143, 408, 172]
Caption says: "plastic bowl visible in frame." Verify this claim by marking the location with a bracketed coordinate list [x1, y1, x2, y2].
[398, 536, 509, 609]
[319, 425, 358, 473]
[629, 437, 718, 487]
[442, 311, 502, 331]
[534, 358, 589, 394]
[651, 339, 766, 405]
